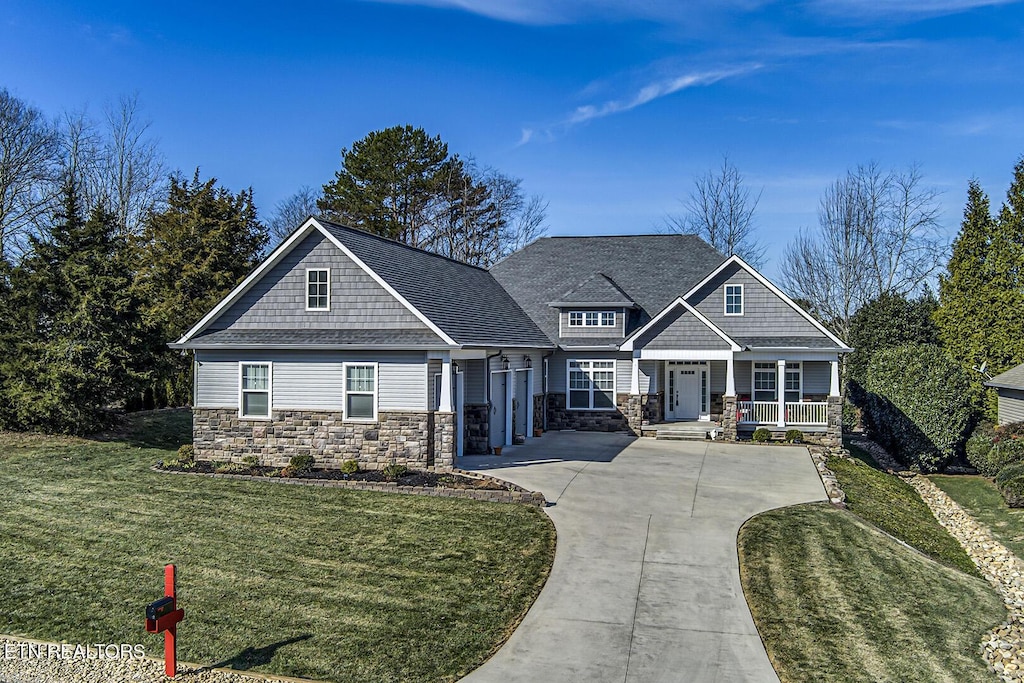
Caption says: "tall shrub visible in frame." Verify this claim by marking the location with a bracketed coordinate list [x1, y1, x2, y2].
[864, 345, 978, 472]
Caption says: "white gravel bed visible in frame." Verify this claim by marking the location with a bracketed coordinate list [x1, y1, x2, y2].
[0, 636, 293, 683]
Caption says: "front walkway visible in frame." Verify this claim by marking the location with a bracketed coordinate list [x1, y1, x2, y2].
[458, 432, 826, 682]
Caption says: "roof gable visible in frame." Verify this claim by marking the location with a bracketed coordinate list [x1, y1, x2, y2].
[987, 363, 1024, 391]
[622, 298, 740, 352]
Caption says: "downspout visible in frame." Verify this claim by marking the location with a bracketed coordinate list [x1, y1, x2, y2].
[485, 349, 503, 424]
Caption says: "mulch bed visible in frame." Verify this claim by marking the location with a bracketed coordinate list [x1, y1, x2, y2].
[158, 461, 510, 491]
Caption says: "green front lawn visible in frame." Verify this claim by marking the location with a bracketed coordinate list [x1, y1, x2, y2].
[739, 504, 1002, 682]
[0, 410, 555, 682]
[930, 474, 1024, 559]
[831, 444, 978, 576]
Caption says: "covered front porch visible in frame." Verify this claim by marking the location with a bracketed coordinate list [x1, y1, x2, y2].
[624, 352, 843, 442]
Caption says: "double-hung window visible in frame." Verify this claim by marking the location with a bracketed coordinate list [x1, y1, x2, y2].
[725, 284, 743, 315]
[785, 362, 802, 403]
[240, 362, 271, 419]
[306, 268, 330, 311]
[567, 360, 615, 410]
[344, 363, 377, 421]
[752, 362, 776, 402]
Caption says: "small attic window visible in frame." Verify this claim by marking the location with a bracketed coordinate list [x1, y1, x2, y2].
[306, 268, 330, 311]
[568, 311, 615, 327]
[725, 284, 743, 316]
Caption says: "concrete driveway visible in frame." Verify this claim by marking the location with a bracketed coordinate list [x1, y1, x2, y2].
[458, 432, 826, 683]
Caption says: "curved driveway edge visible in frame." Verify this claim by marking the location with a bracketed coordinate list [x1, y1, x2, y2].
[458, 432, 827, 683]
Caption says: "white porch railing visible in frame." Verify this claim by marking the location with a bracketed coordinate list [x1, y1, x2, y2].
[737, 401, 828, 426]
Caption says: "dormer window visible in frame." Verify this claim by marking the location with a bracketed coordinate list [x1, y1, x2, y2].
[306, 269, 330, 311]
[568, 311, 615, 327]
[725, 284, 743, 316]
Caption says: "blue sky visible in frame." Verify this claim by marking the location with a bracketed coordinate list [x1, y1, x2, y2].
[3, 0, 1023, 277]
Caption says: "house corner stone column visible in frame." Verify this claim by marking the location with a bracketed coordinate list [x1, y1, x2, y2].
[722, 396, 737, 441]
[432, 411, 456, 470]
[824, 395, 843, 446]
[623, 394, 643, 435]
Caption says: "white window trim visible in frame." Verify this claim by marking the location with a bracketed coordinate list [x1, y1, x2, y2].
[305, 268, 331, 312]
[751, 361, 776, 402]
[725, 283, 743, 316]
[567, 310, 617, 327]
[238, 361, 272, 420]
[566, 359, 617, 411]
[343, 361, 378, 422]
[784, 361, 803, 402]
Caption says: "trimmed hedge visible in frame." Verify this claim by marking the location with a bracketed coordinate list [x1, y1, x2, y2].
[1001, 476, 1024, 508]
[995, 461, 1024, 487]
[966, 425, 996, 475]
[864, 345, 978, 472]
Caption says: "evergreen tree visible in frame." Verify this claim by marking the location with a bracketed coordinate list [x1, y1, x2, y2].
[134, 170, 267, 406]
[847, 291, 940, 392]
[319, 125, 451, 245]
[937, 162, 1024, 419]
[0, 182, 153, 433]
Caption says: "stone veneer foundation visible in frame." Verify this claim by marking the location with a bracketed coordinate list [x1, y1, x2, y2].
[464, 404, 489, 454]
[545, 393, 630, 432]
[193, 408, 455, 470]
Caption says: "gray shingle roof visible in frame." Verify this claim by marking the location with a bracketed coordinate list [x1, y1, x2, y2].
[182, 328, 447, 348]
[549, 273, 636, 307]
[558, 337, 623, 349]
[734, 336, 843, 350]
[319, 220, 552, 348]
[987, 363, 1024, 390]
[491, 235, 725, 343]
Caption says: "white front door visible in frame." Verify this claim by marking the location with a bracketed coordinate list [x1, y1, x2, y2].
[666, 364, 706, 421]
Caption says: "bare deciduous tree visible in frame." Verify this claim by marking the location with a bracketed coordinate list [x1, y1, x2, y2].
[267, 185, 322, 248]
[0, 89, 62, 260]
[666, 156, 765, 267]
[99, 94, 165, 235]
[780, 162, 946, 340]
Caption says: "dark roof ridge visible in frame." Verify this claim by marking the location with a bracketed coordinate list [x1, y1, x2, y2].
[542, 233, 700, 239]
[316, 217, 490, 272]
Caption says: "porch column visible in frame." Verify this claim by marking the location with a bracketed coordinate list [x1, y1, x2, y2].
[830, 359, 841, 397]
[725, 355, 736, 396]
[630, 356, 640, 394]
[776, 359, 786, 428]
[439, 353, 453, 411]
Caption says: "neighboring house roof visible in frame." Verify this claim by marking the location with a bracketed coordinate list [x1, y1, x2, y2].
[491, 235, 726, 344]
[186, 328, 448, 349]
[548, 273, 637, 308]
[986, 363, 1024, 391]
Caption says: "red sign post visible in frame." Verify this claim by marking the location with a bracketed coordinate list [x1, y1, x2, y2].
[145, 564, 185, 678]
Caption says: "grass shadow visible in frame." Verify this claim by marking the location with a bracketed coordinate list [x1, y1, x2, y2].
[208, 634, 313, 671]
[92, 409, 193, 451]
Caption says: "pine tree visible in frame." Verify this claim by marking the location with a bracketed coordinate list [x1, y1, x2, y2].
[133, 170, 267, 406]
[318, 125, 451, 245]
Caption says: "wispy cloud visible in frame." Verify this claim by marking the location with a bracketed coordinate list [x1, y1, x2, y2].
[808, 0, 1018, 20]
[568, 64, 761, 125]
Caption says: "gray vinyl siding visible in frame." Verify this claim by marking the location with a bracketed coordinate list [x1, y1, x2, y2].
[210, 230, 429, 332]
[688, 262, 824, 339]
[464, 359, 486, 403]
[735, 360, 752, 395]
[639, 360, 656, 394]
[710, 361, 726, 393]
[999, 389, 1024, 425]
[194, 350, 428, 412]
[802, 361, 830, 395]
[427, 359, 442, 410]
[559, 309, 625, 338]
[634, 308, 731, 350]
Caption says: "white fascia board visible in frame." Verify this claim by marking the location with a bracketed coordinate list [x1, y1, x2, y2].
[620, 297, 741, 352]
[683, 254, 852, 351]
[314, 220, 460, 346]
[638, 349, 733, 361]
[175, 218, 322, 345]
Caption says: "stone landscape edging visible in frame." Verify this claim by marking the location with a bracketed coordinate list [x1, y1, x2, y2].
[152, 465, 548, 506]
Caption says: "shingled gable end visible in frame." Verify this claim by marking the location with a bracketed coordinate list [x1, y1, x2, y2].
[174, 221, 850, 470]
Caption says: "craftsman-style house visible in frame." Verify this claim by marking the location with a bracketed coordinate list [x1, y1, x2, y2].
[172, 218, 850, 469]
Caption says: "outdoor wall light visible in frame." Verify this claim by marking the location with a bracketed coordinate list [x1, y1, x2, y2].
[501, 355, 510, 370]
[523, 355, 532, 368]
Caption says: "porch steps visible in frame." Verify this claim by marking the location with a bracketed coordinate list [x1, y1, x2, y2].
[642, 423, 719, 441]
